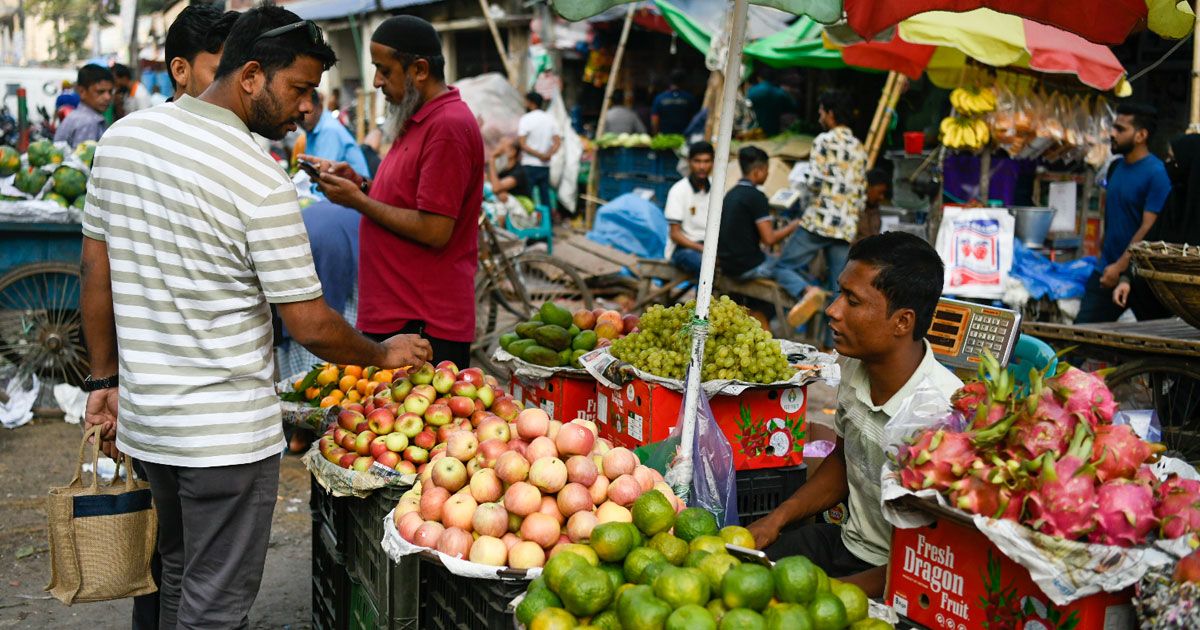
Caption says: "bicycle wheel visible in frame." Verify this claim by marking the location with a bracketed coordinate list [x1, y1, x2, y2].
[0, 261, 88, 386]
[1106, 359, 1200, 462]
[476, 254, 594, 349]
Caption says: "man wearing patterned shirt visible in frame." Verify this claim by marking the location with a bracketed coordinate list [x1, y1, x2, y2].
[779, 89, 866, 334]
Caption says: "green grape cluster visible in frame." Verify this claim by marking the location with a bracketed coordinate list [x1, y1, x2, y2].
[610, 296, 795, 383]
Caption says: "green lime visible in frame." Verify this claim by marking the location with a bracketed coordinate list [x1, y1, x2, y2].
[674, 507, 719, 542]
[652, 566, 711, 608]
[706, 599, 729, 624]
[616, 584, 653, 619]
[639, 560, 672, 586]
[599, 563, 625, 593]
[684, 550, 711, 568]
[623, 547, 668, 584]
[849, 619, 893, 629]
[814, 566, 831, 594]
[592, 521, 640, 563]
[764, 603, 814, 630]
[721, 564, 775, 611]
[772, 556, 818, 604]
[809, 592, 848, 630]
[591, 609, 622, 629]
[666, 604, 717, 630]
[632, 489, 677, 537]
[517, 587, 564, 626]
[560, 565, 616, 617]
[557, 543, 600, 567]
[545, 551, 590, 595]
[718, 607, 765, 630]
[831, 581, 870, 624]
[648, 531, 689, 566]
[689, 535, 727, 555]
[698, 552, 741, 595]
[719, 525, 757, 549]
[530, 607, 577, 630]
[619, 593, 672, 630]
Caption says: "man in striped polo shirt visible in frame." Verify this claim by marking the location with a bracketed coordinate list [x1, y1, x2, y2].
[79, 7, 431, 626]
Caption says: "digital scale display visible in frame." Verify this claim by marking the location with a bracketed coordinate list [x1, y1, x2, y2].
[927, 298, 1021, 371]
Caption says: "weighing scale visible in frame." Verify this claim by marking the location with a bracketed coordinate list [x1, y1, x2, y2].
[926, 298, 1022, 371]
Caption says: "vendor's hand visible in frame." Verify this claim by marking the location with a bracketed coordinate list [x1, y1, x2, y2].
[1113, 281, 1131, 308]
[1099, 263, 1122, 289]
[381, 334, 433, 370]
[747, 515, 782, 550]
[316, 171, 368, 208]
[298, 154, 362, 186]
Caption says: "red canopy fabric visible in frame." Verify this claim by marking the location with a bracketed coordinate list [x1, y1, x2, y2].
[842, 0, 1149, 45]
[840, 35, 936, 80]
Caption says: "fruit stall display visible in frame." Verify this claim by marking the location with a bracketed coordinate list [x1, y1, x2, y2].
[511, 494, 892, 629]
[498, 301, 635, 369]
[0, 139, 93, 209]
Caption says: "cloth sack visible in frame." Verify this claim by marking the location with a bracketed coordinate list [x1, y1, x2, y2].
[46, 425, 157, 604]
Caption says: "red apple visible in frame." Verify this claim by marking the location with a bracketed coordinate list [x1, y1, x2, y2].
[413, 429, 436, 450]
[420, 486, 451, 521]
[475, 439, 508, 468]
[324, 446, 348, 464]
[491, 398, 520, 422]
[390, 378, 413, 401]
[503, 481, 542, 517]
[369, 435, 391, 459]
[477, 418, 511, 443]
[446, 430, 479, 462]
[572, 309, 596, 330]
[432, 368, 457, 395]
[436, 526, 473, 559]
[436, 360, 460, 373]
[354, 431, 378, 456]
[495, 451, 531, 484]
[366, 408, 395, 435]
[436, 424, 457, 444]
[376, 450, 401, 469]
[441, 494, 477, 530]
[451, 380, 478, 399]
[621, 313, 639, 334]
[412, 521, 444, 548]
[412, 384, 436, 401]
[425, 403, 453, 427]
[476, 385, 496, 408]
[529, 457, 568, 494]
[409, 362, 435, 385]
[394, 460, 417, 475]
[338, 452, 358, 469]
[431, 457, 468, 492]
[351, 456, 375, 472]
[403, 393, 431, 416]
[458, 368, 485, 387]
[338, 409, 364, 432]
[448, 396, 475, 418]
[470, 468, 504, 503]
[344, 402, 365, 415]
[403, 445, 429, 464]
[396, 412, 424, 438]
[469, 410, 493, 428]
[469, 535, 508, 566]
[384, 432, 408, 452]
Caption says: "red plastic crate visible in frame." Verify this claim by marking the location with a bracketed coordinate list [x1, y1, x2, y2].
[596, 376, 806, 471]
[509, 372, 599, 423]
[886, 498, 1135, 629]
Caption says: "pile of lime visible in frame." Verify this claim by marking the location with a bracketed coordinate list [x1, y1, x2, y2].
[516, 490, 891, 629]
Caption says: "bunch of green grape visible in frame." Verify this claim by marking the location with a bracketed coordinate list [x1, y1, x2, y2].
[610, 296, 795, 383]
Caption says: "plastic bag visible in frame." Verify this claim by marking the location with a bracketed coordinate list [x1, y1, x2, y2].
[882, 377, 961, 461]
[665, 385, 738, 527]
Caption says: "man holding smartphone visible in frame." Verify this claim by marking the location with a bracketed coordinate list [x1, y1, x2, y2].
[302, 15, 483, 367]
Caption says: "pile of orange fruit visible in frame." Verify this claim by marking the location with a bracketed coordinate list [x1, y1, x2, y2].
[291, 364, 395, 408]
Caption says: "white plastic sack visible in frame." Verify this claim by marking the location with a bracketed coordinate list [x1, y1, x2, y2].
[382, 507, 541, 580]
[935, 206, 1015, 299]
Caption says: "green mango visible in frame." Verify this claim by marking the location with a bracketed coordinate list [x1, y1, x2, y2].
[508, 339, 538, 358]
[499, 332, 521, 351]
[572, 330, 598, 351]
[559, 348, 573, 365]
[523, 344, 564, 367]
[571, 349, 588, 368]
[539, 301, 574, 329]
[567, 324, 581, 337]
[532, 324, 572, 351]
[515, 321, 543, 339]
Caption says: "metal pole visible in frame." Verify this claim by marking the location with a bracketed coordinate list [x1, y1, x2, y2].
[585, 3, 635, 229]
[667, 0, 749, 501]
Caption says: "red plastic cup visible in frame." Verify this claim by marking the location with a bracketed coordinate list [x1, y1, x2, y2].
[903, 131, 925, 155]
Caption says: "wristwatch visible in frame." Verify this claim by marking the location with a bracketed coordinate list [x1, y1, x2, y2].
[82, 374, 119, 392]
[360, 179, 370, 194]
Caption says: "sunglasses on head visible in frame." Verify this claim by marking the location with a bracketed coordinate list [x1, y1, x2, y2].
[254, 20, 324, 46]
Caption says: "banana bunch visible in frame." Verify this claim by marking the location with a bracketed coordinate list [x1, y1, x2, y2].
[950, 87, 997, 116]
[940, 116, 991, 152]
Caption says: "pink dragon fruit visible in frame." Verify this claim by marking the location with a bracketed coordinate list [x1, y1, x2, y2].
[953, 352, 1016, 431]
[1048, 365, 1117, 428]
[1026, 454, 1099, 540]
[1156, 477, 1200, 539]
[1092, 424, 1166, 482]
[898, 428, 979, 492]
[949, 459, 1029, 521]
[1089, 480, 1158, 546]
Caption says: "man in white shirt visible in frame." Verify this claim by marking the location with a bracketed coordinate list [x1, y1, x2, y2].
[663, 141, 713, 274]
[518, 91, 561, 212]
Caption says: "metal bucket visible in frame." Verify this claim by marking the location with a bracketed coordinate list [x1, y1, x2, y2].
[1011, 206, 1056, 247]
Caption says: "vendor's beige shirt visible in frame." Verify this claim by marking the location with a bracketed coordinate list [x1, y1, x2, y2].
[835, 341, 962, 566]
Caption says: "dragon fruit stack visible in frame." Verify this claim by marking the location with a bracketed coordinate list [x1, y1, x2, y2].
[895, 353, 1195, 547]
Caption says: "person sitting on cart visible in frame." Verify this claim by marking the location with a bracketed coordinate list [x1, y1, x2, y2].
[747, 231, 963, 597]
[664, 140, 714, 276]
[54, 64, 114, 148]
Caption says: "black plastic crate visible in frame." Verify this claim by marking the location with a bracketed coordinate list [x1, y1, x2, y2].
[416, 555, 531, 630]
[736, 465, 808, 526]
[310, 476, 351, 556]
[343, 485, 418, 629]
[312, 519, 350, 630]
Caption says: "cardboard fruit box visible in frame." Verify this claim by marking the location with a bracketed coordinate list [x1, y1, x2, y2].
[595, 375, 808, 471]
[885, 495, 1135, 630]
[508, 371, 599, 424]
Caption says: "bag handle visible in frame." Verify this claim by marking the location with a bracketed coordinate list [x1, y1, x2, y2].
[72, 425, 104, 490]
[110, 452, 136, 492]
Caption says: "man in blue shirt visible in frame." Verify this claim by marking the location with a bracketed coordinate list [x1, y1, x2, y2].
[1077, 102, 1171, 323]
[747, 69, 795, 137]
[652, 69, 698, 135]
[54, 64, 113, 147]
[300, 90, 370, 179]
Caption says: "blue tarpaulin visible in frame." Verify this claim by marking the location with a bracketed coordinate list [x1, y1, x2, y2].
[1009, 241, 1095, 300]
[586, 193, 670, 259]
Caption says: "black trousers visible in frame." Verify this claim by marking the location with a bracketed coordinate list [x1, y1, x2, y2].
[131, 459, 160, 630]
[363, 320, 472, 368]
[763, 522, 879, 578]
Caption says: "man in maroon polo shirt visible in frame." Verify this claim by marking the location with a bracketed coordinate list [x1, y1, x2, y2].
[306, 16, 484, 367]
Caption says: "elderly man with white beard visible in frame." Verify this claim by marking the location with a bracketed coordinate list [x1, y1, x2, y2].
[302, 15, 484, 368]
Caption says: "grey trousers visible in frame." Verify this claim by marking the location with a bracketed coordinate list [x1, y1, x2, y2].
[141, 456, 280, 629]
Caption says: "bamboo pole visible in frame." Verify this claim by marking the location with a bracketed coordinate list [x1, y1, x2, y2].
[864, 72, 898, 165]
[866, 73, 906, 169]
[477, 0, 519, 87]
[584, 3, 636, 229]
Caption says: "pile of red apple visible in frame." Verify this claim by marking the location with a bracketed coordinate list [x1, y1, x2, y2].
[316, 361, 525, 474]
[392, 408, 683, 569]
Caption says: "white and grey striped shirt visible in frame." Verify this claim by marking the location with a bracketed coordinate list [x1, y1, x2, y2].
[82, 95, 323, 468]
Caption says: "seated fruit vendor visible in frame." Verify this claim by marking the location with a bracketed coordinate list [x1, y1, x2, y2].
[747, 231, 962, 597]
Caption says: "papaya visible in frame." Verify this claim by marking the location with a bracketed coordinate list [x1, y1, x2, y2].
[515, 321, 543, 339]
[523, 344, 563, 367]
[572, 330, 598, 351]
[499, 332, 520, 351]
[532, 324, 572, 351]
[539, 301, 573, 329]
[508, 339, 538, 358]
